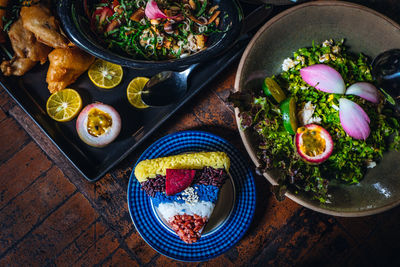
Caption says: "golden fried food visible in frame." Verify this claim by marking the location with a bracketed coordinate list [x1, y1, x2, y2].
[8, 18, 51, 63]
[0, 0, 9, 43]
[21, 4, 68, 49]
[46, 47, 95, 93]
[1, 18, 51, 76]
[1, 57, 36, 76]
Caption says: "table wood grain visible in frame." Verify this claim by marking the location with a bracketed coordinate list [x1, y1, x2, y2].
[1, 0, 400, 266]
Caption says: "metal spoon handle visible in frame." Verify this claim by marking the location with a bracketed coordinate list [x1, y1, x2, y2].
[179, 63, 199, 78]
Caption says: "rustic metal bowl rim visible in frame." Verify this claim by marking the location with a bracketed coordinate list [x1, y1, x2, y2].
[234, 0, 400, 217]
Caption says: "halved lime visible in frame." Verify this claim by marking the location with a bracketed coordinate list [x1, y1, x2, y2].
[280, 97, 298, 135]
[262, 77, 286, 103]
[88, 59, 123, 89]
[127, 77, 150, 109]
[46, 89, 82, 122]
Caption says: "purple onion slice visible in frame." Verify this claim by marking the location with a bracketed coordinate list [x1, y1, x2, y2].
[345, 82, 380, 103]
[339, 98, 370, 140]
[300, 64, 346, 94]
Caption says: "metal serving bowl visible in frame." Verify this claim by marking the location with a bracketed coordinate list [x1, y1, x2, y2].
[57, 0, 243, 71]
[235, 1, 400, 216]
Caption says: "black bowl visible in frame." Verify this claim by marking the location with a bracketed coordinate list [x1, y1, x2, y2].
[240, 0, 304, 5]
[57, 0, 243, 71]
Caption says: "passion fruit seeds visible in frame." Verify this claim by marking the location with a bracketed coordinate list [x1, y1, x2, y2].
[76, 103, 121, 147]
[295, 124, 333, 164]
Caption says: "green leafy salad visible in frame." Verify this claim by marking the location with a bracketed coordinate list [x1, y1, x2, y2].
[88, 0, 223, 60]
[231, 39, 400, 203]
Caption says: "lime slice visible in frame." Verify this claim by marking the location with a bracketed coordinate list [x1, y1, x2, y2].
[127, 77, 150, 109]
[88, 59, 123, 89]
[263, 77, 286, 103]
[280, 97, 298, 135]
[46, 89, 82, 122]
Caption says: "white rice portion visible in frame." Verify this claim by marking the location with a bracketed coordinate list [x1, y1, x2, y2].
[157, 201, 215, 221]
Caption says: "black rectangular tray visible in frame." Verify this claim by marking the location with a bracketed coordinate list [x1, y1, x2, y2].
[0, 3, 272, 181]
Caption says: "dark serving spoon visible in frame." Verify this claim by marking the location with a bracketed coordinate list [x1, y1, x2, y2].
[141, 64, 197, 106]
[372, 49, 400, 111]
[141, 4, 274, 107]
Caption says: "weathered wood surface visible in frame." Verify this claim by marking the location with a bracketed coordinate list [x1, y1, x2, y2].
[1, 0, 400, 266]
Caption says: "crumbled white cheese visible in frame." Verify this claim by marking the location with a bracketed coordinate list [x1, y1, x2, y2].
[308, 116, 322, 124]
[322, 39, 333, 47]
[366, 160, 377, 169]
[332, 104, 340, 111]
[298, 101, 314, 124]
[319, 54, 330, 63]
[300, 85, 308, 90]
[296, 55, 305, 66]
[332, 45, 340, 54]
[282, 58, 296, 71]
[298, 101, 322, 126]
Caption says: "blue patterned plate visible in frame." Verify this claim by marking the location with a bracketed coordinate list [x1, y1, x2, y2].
[127, 131, 256, 262]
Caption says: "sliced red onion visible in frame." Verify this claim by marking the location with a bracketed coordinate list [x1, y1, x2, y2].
[345, 82, 380, 104]
[300, 64, 346, 94]
[339, 98, 370, 140]
[145, 0, 175, 20]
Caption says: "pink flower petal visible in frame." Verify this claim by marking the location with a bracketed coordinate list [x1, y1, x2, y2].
[145, 0, 177, 20]
[345, 82, 380, 104]
[300, 64, 346, 94]
[339, 98, 371, 140]
[145, 0, 168, 19]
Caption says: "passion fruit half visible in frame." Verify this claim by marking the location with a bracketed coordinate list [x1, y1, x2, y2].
[76, 103, 121, 148]
[295, 124, 333, 164]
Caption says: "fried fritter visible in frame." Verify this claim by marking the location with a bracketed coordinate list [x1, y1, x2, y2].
[1, 57, 37, 76]
[1, 18, 51, 76]
[20, 4, 68, 49]
[46, 47, 95, 93]
[8, 18, 51, 63]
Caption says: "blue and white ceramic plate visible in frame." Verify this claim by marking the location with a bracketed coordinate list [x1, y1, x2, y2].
[127, 131, 256, 262]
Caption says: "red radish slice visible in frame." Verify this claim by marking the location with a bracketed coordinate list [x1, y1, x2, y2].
[345, 82, 380, 103]
[76, 103, 121, 147]
[339, 98, 370, 140]
[295, 124, 333, 164]
[165, 169, 196, 196]
[300, 64, 346, 94]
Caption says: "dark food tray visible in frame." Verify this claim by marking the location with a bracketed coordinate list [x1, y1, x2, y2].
[0, 3, 272, 181]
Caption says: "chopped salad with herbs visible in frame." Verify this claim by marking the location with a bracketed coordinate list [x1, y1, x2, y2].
[88, 0, 223, 60]
[231, 39, 400, 203]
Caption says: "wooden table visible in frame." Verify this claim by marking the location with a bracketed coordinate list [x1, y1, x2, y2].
[1, 0, 400, 266]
